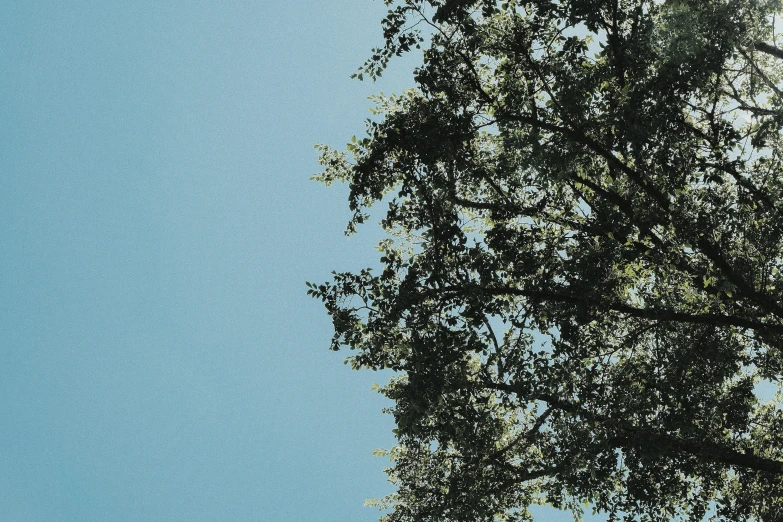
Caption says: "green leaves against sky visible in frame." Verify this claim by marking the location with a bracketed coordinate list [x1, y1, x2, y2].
[314, 1, 783, 521]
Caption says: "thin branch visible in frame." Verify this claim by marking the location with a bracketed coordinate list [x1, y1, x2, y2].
[739, 47, 783, 100]
[489, 407, 554, 461]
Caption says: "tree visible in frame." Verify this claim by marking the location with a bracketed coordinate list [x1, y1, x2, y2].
[309, 1, 783, 520]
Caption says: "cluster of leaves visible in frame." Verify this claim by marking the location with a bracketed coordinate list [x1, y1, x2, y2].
[311, 0, 783, 520]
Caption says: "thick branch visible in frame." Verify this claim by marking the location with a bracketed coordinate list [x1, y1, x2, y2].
[755, 41, 783, 61]
[479, 285, 783, 334]
[485, 381, 783, 477]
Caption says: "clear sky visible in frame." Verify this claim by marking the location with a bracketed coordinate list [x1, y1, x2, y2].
[1, 2, 584, 521]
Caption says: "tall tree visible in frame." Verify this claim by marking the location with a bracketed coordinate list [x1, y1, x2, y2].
[310, 1, 783, 520]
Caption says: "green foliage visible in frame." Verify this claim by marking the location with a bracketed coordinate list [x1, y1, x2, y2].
[310, 1, 783, 520]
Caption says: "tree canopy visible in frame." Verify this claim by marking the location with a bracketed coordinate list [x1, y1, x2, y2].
[310, 1, 783, 520]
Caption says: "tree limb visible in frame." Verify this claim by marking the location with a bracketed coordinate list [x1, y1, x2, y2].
[755, 41, 783, 60]
[485, 381, 783, 477]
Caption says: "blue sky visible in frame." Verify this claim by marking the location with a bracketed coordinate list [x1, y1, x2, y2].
[0, 2, 582, 521]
